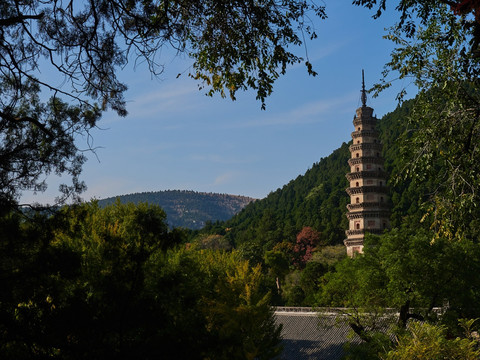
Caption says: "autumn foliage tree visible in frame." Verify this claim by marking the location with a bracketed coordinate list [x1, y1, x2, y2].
[293, 226, 321, 269]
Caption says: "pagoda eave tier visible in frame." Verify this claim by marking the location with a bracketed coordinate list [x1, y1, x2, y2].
[346, 171, 387, 180]
[344, 238, 364, 246]
[346, 186, 388, 195]
[347, 202, 390, 211]
[346, 210, 391, 220]
[348, 157, 384, 166]
[345, 229, 384, 236]
[353, 117, 377, 127]
[349, 143, 383, 152]
[351, 130, 379, 138]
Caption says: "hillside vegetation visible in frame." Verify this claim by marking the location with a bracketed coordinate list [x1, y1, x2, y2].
[97, 190, 254, 229]
[222, 99, 416, 251]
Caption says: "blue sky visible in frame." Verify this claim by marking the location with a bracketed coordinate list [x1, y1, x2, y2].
[23, 2, 414, 204]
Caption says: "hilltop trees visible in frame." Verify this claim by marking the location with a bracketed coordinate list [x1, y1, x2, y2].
[0, 0, 325, 207]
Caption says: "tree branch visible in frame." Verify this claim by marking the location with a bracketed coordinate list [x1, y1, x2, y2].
[0, 111, 54, 139]
[0, 13, 44, 27]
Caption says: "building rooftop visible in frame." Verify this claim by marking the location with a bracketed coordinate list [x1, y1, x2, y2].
[274, 308, 362, 360]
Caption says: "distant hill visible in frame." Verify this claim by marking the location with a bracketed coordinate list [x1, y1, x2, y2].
[222, 99, 418, 250]
[97, 190, 255, 229]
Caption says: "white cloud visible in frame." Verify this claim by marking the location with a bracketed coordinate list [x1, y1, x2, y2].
[100, 81, 201, 125]
[227, 91, 357, 128]
[213, 172, 238, 185]
[134, 83, 196, 104]
[310, 39, 352, 62]
[190, 153, 256, 165]
[129, 84, 199, 117]
[291, 38, 352, 70]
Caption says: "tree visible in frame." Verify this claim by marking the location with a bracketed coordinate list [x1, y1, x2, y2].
[293, 226, 320, 268]
[193, 234, 232, 251]
[354, 0, 480, 43]
[0, 0, 325, 207]
[382, 321, 480, 360]
[14, 201, 179, 359]
[337, 4, 480, 355]
[299, 260, 328, 304]
[193, 251, 283, 360]
[264, 249, 290, 293]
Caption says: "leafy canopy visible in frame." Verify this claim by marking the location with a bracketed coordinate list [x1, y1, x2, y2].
[0, 201, 282, 359]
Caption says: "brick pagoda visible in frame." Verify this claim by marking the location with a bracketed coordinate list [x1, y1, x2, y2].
[344, 71, 390, 256]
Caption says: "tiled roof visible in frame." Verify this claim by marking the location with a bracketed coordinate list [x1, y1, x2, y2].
[274, 307, 445, 359]
[274, 308, 362, 360]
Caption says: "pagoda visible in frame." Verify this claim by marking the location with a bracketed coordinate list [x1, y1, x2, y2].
[344, 71, 390, 256]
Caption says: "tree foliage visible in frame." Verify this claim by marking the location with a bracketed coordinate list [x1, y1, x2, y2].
[293, 226, 320, 268]
[264, 249, 290, 291]
[317, 13, 480, 354]
[382, 321, 480, 360]
[192, 234, 232, 250]
[0, 202, 281, 359]
[355, 0, 480, 46]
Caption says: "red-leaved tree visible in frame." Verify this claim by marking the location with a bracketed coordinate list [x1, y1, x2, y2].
[293, 227, 321, 269]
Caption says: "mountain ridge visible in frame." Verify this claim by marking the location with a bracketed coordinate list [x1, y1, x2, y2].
[97, 190, 256, 230]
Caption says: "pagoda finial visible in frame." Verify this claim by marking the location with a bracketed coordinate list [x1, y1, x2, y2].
[361, 69, 367, 107]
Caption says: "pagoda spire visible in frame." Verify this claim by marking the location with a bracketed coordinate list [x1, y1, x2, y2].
[361, 69, 367, 107]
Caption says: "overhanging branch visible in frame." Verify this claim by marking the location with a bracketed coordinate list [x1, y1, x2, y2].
[0, 13, 44, 27]
[0, 110, 54, 139]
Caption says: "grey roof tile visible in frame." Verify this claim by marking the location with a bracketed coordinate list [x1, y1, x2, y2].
[274, 309, 362, 360]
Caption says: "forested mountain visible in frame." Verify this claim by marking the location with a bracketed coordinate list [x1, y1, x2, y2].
[97, 190, 255, 229]
[223, 99, 416, 250]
